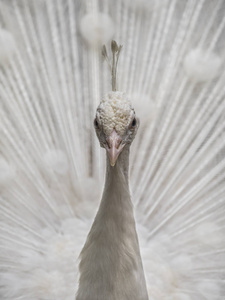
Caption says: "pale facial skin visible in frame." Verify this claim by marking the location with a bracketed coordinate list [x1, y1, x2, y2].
[94, 92, 139, 166]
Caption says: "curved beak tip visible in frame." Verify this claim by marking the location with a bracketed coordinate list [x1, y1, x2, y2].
[110, 161, 116, 167]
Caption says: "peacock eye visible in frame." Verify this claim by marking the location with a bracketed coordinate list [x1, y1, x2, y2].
[131, 118, 137, 127]
[94, 118, 99, 129]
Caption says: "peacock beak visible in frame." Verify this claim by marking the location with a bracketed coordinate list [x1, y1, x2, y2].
[106, 129, 125, 167]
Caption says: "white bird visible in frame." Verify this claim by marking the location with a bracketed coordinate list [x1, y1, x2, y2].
[77, 42, 149, 298]
[0, 1, 225, 300]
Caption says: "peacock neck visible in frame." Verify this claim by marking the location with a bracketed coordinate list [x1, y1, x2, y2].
[76, 145, 149, 300]
[105, 145, 130, 187]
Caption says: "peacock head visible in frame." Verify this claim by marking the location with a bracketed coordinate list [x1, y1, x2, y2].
[94, 91, 139, 166]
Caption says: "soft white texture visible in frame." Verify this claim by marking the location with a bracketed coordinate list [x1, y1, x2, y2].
[97, 91, 134, 136]
[124, 0, 167, 11]
[129, 93, 158, 125]
[0, 1, 225, 300]
[197, 282, 221, 299]
[194, 222, 223, 246]
[0, 220, 80, 300]
[0, 157, 15, 186]
[43, 149, 69, 175]
[80, 13, 114, 47]
[0, 29, 16, 65]
[169, 293, 192, 300]
[183, 49, 222, 82]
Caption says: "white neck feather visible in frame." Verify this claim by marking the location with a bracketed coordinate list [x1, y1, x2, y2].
[76, 147, 149, 300]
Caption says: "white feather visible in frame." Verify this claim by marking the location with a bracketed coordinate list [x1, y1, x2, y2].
[0, 157, 16, 186]
[0, 0, 225, 299]
[0, 28, 16, 66]
[80, 13, 115, 47]
[197, 282, 221, 299]
[124, 0, 167, 12]
[183, 48, 222, 82]
[43, 149, 69, 175]
[129, 93, 159, 125]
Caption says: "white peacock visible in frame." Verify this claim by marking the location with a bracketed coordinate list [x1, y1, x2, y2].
[0, 1, 224, 300]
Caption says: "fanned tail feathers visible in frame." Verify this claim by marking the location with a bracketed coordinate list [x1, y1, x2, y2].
[0, 0, 225, 299]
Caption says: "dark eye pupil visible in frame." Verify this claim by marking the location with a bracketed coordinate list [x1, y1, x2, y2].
[94, 119, 99, 128]
[132, 118, 136, 127]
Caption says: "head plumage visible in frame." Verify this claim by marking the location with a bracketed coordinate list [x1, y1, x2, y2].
[97, 91, 134, 136]
[102, 40, 123, 91]
[98, 41, 135, 137]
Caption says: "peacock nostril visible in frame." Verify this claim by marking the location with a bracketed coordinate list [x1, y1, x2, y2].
[106, 140, 111, 149]
[115, 139, 122, 149]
